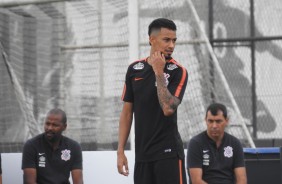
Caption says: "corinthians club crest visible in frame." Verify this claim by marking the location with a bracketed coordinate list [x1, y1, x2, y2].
[224, 146, 233, 158]
[61, 149, 71, 161]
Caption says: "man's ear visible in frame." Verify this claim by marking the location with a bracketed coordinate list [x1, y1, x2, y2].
[226, 118, 229, 125]
[204, 117, 208, 126]
[63, 124, 67, 131]
[149, 35, 155, 46]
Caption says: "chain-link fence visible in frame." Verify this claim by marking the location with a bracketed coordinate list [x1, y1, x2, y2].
[194, 0, 282, 140]
[0, 0, 282, 152]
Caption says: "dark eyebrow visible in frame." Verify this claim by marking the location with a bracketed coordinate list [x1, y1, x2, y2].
[163, 37, 177, 41]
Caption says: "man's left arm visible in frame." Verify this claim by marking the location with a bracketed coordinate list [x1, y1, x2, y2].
[71, 169, 83, 184]
[71, 143, 83, 184]
[233, 139, 247, 184]
[234, 167, 247, 184]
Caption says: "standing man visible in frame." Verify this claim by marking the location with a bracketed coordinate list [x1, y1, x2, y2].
[117, 18, 188, 184]
[22, 108, 83, 184]
[187, 103, 247, 184]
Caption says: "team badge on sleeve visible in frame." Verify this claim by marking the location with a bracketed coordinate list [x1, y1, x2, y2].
[61, 149, 71, 161]
[167, 64, 178, 70]
[133, 62, 144, 70]
[224, 146, 233, 158]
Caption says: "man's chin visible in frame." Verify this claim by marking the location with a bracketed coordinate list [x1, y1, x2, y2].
[45, 133, 56, 142]
[165, 55, 172, 60]
[210, 132, 220, 138]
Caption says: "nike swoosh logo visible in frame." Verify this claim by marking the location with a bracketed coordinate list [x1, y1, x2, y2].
[38, 153, 45, 155]
[134, 77, 144, 81]
[203, 150, 209, 153]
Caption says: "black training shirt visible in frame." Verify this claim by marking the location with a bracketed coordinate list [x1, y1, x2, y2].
[22, 133, 82, 184]
[187, 131, 245, 184]
[122, 58, 188, 162]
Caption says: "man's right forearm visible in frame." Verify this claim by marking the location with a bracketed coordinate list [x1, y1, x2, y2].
[117, 103, 133, 176]
[190, 179, 208, 184]
[24, 179, 37, 184]
[117, 120, 132, 154]
[117, 119, 132, 154]
[189, 168, 208, 184]
[117, 103, 133, 153]
[23, 168, 37, 184]
[24, 178, 37, 184]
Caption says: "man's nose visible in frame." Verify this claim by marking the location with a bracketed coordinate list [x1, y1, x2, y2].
[46, 124, 53, 131]
[168, 40, 175, 48]
[211, 122, 217, 128]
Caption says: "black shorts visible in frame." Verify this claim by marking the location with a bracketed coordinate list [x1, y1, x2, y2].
[134, 157, 187, 184]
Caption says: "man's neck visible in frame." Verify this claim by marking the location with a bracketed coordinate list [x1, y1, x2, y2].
[47, 137, 62, 151]
[207, 133, 224, 148]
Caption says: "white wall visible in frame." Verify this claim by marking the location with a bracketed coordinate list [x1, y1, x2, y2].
[2, 150, 189, 184]
[2, 153, 23, 184]
[2, 151, 135, 184]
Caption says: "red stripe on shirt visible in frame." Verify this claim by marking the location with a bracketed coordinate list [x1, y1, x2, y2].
[173, 64, 187, 97]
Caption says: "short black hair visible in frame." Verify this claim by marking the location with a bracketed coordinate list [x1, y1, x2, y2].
[47, 108, 67, 124]
[205, 103, 228, 119]
[148, 18, 177, 36]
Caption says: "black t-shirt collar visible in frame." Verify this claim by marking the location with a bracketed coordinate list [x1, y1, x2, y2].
[204, 131, 226, 149]
[42, 133, 64, 151]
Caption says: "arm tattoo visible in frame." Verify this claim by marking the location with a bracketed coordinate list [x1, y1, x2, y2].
[155, 74, 180, 112]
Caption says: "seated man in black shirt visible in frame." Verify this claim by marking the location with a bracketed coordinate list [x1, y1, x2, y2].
[187, 103, 247, 184]
[22, 108, 83, 184]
